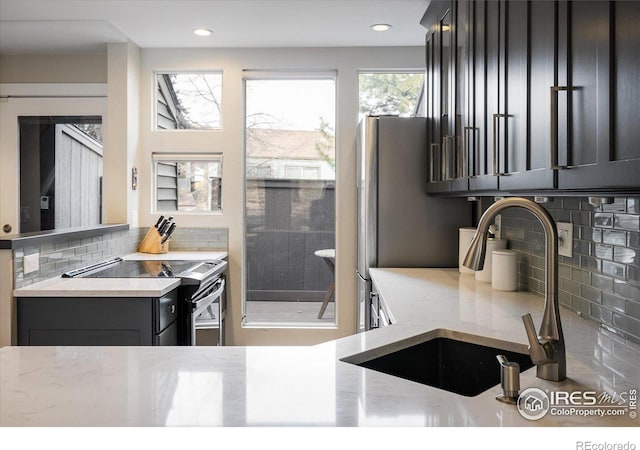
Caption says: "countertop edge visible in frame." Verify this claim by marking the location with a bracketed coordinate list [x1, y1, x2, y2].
[13, 278, 182, 297]
[0, 224, 129, 250]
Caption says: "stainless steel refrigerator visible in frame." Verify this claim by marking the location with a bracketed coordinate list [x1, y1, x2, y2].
[356, 116, 471, 331]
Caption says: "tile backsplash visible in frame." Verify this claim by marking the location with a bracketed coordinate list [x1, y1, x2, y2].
[13, 227, 228, 288]
[14, 228, 145, 288]
[497, 196, 640, 345]
[167, 227, 228, 251]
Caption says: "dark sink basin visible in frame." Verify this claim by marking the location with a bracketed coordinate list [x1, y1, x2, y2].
[341, 330, 534, 397]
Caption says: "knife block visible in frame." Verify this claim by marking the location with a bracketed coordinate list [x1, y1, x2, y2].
[138, 227, 169, 254]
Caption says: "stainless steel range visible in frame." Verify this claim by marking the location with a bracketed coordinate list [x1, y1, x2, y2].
[63, 257, 227, 345]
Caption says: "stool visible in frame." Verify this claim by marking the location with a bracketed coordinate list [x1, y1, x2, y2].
[314, 249, 335, 319]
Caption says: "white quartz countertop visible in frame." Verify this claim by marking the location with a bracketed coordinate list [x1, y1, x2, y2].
[2, 268, 639, 427]
[12, 251, 227, 297]
[12, 277, 181, 298]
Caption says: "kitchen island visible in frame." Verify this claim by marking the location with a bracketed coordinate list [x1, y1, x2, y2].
[1, 268, 638, 426]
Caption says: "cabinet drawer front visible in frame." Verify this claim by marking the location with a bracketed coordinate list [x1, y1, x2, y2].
[155, 320, 178, 346]
[156, 289, 178, 332]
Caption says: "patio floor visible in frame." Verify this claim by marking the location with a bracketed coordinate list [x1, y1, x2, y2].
[245, 301, 335, 325]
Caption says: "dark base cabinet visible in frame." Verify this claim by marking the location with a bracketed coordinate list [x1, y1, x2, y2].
[17, 289, 179, 346]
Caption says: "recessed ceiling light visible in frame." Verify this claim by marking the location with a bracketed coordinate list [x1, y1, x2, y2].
[193, 28, 213, 37]
[370, 23, 392, 32]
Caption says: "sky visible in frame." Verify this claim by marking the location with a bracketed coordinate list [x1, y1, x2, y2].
[245, 79, 336, 131]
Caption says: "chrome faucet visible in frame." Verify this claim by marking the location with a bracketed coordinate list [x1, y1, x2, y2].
[463, 197, 566, 382]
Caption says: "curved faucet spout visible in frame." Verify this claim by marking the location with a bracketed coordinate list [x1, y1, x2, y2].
[463, 197, 566, 381]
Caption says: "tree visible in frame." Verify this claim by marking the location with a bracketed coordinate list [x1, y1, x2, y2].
[315, 117, 335, 170]
[168, 73, 223, 129]
[359, 73, 424, 117]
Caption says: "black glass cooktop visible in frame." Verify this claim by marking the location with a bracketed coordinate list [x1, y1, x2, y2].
[75, 260, 197, 278]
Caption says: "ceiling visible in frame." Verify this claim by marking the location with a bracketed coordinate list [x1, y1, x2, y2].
[0, 0, 430, 55]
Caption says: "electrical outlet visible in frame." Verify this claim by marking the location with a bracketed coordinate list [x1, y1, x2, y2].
[557, 222, 573, 257]
[23, 253, 40, 274]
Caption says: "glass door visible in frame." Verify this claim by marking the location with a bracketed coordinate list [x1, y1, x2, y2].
[243, 73, 336, 327]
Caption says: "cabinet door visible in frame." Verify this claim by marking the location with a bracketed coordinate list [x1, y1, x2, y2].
[155, 320, 178, 346]
[499, 0, 556, 190]
[425, 0, 456, 193]
[155, 288, 178, 333]
[556, 0, 608, 188]
[469, 0, 500, 191]
[17, 297, 154, 346]
[450, 0, 470, 192]
[557, 1, 640, 189]
[425, 29, 444, 192]
[611, 1, 640, 186]
[425, 0, 472, 193]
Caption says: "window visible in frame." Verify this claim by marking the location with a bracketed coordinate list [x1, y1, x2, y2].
[155, 72, 223, 130]
[153, 154, 222, 213]
[243, 72, 336, 327]
[358, 72, 425, 118]
[19, 116, 103, 232]
[285, 165, 320, 180]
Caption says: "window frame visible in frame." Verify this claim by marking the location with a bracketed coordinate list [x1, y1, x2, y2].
[241, 70, 338, 328]
[152, 153, 223, 215]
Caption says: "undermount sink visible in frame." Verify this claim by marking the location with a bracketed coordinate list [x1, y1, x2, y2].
[341, 329, 534, 397]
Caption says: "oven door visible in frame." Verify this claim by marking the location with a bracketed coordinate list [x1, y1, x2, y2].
[189, 277, 225, 346]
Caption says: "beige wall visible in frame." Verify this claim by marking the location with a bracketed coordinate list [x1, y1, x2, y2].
[105, 42, 140, 226]
[138, 47, 424, 345]
[0, 54, 107, 83]
[0, 45, 423, 346]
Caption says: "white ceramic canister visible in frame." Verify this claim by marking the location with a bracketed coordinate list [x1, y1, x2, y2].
[459, 227, 477, 275]
[492, 249, 518, 291]
[475, 238, 507, 283]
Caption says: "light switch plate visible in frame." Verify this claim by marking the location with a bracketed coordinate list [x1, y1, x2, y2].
[24, 253, 40, 274]
[557, 222, 573, 257]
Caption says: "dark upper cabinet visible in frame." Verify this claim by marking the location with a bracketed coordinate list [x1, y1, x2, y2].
[450, 0, 470, 192]
[470, 0, 555, 191]
[556, 1, 640, 189]
[423, 0, 469, 193]
[468, 0, 500, 191]
[499, 0, 556, 190]
[423, 0, 454, 193]
[423, 0, 640, 194]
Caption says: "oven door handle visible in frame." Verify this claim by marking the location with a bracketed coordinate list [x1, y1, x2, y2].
[191, 278, 225, 317]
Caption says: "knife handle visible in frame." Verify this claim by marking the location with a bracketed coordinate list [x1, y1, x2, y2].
[158, 220, 171, 235]
[161, 223, 176, 244]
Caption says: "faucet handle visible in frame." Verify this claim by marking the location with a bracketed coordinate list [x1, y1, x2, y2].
[522, 313, 551, 364]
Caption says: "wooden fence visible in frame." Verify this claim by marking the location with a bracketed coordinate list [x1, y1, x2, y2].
[246, 179, 335, 302]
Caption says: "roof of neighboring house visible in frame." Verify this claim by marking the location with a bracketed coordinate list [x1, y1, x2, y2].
[246, 128, 335, 160]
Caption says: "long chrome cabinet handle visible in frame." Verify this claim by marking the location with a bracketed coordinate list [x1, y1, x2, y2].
[429, 143, 439, 182]
[550, 86, 569, 170]
[444, 135, 455, 180]
[463, 126, 474, 178]
[441, 138, 447, 181]
[492, 113, 507, 176]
